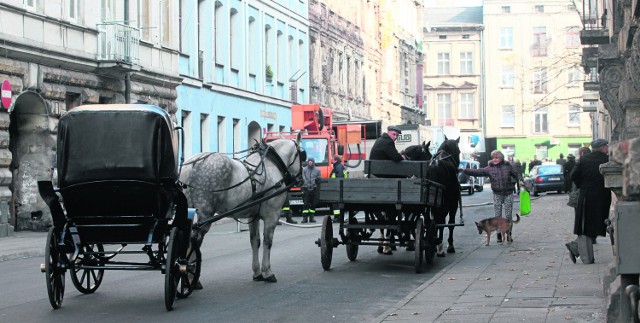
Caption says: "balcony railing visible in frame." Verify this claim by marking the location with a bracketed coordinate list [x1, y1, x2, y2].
[97, 22, 140, 63]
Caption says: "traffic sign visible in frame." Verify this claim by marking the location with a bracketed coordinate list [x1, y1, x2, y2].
[1, 80, 11, 109]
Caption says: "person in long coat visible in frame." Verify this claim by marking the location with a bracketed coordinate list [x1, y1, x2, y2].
[565, 139, 611, 264]
[563, 154, 576, 192]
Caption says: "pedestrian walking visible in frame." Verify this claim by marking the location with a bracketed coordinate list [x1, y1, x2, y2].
[301, 157, 322, 223]
[461, 150, 525, 242]
[564, 154, 576, 193]
[565, 139, 611, 264]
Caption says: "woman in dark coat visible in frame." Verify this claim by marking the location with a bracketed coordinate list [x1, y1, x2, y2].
[566, 139, 611, 264]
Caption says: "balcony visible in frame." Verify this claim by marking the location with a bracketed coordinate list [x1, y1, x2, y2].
[96, 22, 140, 72]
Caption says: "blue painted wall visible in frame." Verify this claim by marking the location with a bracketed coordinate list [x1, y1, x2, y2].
[177, 0, 309, 158]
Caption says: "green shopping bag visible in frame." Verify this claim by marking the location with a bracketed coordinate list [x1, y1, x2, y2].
[520, 190, 531, 215]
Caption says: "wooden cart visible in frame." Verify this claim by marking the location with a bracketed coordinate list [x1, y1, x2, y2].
[316, 160, 445, 273]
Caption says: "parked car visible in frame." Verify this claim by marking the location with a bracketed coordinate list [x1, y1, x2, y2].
[458, 160, 485, 194]
[524, 164, 565, 196]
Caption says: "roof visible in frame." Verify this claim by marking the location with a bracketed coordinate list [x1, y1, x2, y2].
[424, 6, 483, 28]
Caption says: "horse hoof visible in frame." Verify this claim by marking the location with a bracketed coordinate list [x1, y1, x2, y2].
[194, 280, 204, 290]
[447, 246, 456, 253]
[264, 275, 278, 283]
[253, 274, 265, 281]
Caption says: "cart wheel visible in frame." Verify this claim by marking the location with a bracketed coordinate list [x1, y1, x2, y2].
[176, 239, 202, 299]
[345, 217, 359, 262]
[44, 227, 65, 309]
[414, 216, 425, 273]
[165, 227, 180, 310]
[425, 218, 437, 265]
[320, 215, 333, 270]
[70, 243, 105, 294]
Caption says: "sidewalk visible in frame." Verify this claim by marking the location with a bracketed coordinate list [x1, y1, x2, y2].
[375, 194, 612, 322]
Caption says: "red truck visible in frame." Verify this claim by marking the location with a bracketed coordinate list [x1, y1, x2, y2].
[264, 104, 365, 216]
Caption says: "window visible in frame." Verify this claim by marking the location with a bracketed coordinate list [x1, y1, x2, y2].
[439, 35, 447, 40]
[460, 93, 475, 119]
[437, 93, 452, 126]
[161, 0, 171, 46]
[566, 26, 580, 48]
[501, 6, 511, 13]
[24, 0, 36, 11]
[437, 52, 450, 75]
[501, 66, 514, 87]
[567, 66, 582, 86]
[462, 34, 470, 39]
[217, 116, 226, 153]
[534, 106, 548, 133]
[502, 105, 514, 127]
[533, 67, 547, 93]
[181, 111, 192, 158]
[230, 9, 239, 70]
[532, 26, 547, 57]
[200, 113, 210, 152]
[460, 52, 473, 75]
[535, 5, 544, 13]
[214, 1, 224, 66]
[568, 104, 581, 126]
[67, 0, 78, 22]
[501, 145, 515, 158]
[535, 145, 548, 160]
[139, 0, 151, 41]
[500, 28, 513, 49]
[568, 144, 581, 157]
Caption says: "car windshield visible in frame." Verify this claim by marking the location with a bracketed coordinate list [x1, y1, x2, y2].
[301, 138, 329, 164]
[537, 165, 562, 175]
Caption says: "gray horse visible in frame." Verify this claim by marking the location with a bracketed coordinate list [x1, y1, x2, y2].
[179, 134, 304, 283]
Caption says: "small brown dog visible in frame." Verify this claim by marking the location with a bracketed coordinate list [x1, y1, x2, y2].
[475, 214, 520, 245]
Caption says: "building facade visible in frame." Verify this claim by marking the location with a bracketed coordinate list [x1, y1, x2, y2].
[483, 0, 591, 165]
[423, 6, 484, 159]
[308, 0, 379, 122]
[0, 0, 181, 234]
[176, 0, 309, 159]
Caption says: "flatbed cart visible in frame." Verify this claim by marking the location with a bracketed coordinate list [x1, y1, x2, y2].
[37, 104, 201, 311]
[316, 160, 445, 273]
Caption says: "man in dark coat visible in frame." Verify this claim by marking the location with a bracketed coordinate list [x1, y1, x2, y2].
[528, 155, 542, 172]
[563, 154, 576, 192]
[565, 139, 611, 264]
[369, 125, 404, 178]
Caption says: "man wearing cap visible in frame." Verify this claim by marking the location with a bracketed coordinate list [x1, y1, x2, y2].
[565, 139, 611, 264]
[370, 125, 404, 163]
[301, 157, 322, 223]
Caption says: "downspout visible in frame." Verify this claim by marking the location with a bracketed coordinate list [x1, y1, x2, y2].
[125, 72, 131, 103]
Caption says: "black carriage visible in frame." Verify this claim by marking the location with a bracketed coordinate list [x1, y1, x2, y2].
[37, 104, 201, 311]
[316, 160, 445, 273]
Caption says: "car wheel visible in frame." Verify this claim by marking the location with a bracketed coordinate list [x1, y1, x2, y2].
[533, 187, 539, 197]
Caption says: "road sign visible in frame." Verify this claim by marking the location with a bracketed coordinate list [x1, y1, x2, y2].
[1, 80, 11, 109]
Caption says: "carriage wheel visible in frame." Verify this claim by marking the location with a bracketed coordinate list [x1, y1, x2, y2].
[44, 227, 66, 309]
[424, 218, 437, 265]
[165, 227, 180, 311]
[345, 217, 359, 262]
[320, 215, 333, 270]
[176, 239, 202, 299]
[414, 216, 425, 273]
[70, 243, 105, 294]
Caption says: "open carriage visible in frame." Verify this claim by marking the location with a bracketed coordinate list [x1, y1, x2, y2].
[317, 160, 446, 273]
[37, 104, 200, 311]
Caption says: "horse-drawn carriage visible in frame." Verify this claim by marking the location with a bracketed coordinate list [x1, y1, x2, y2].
[38, 104, 201, 310]
[317, 160, 446, 273]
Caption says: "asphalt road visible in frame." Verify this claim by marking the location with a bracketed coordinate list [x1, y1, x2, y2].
[0, 187, 496, 323]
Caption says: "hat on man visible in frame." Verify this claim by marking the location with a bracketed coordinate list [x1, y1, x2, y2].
[387, 125, 402, 134]
[567, 154, 575, 159]
[308, 157, 315, 163]
[590, 138, 609, 150]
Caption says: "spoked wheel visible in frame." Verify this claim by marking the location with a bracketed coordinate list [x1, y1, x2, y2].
[70, 243, 105, 294]
[424, 217, 437, 265]
[414, 216, 425, 273]
[320, 215, 333, 270]
[345, 217, 359, 262]
[176, 239, 201, 299]
[165, 227, 181, 311]
[44, 227, 66, 309]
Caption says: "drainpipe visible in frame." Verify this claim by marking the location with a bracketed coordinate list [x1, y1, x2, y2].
[125, 72, 131, 103]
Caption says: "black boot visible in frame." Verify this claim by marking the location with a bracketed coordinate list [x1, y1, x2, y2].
[497, 233, 502, 243]
[309, 215, 316, 223]
[285, 214, 297, 224]
[302, 216, 308, 223]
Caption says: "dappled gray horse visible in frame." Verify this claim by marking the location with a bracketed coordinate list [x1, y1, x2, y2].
[179, 135, 304, 283]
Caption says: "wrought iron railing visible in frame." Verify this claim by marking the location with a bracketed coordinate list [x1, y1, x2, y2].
[97, 22, 140, 63]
